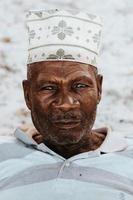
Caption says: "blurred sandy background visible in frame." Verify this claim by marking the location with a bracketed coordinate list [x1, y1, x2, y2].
[0, 0, 133, 135]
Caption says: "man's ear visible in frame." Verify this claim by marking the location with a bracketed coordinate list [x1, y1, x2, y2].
[22, 80, 31, 110]
[96, 74, 103, 104]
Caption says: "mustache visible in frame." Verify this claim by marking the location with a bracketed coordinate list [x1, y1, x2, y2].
[48, 110, 83, 121]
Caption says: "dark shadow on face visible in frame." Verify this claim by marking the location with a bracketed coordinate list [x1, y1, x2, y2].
[23, 61, 103, 146]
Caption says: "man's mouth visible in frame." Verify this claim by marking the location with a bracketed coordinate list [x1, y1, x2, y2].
[52, 120, 81, 129]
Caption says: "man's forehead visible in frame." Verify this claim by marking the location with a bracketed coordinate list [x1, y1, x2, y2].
[29, 61, 96, 80]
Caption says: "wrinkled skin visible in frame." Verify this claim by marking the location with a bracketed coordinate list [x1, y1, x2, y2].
[23, 61, 104, 158]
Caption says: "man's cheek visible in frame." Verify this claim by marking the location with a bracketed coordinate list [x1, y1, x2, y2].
[32, 97, 46, 112]
[83, 96, 97, 110]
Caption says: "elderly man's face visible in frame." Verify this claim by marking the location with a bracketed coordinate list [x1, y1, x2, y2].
[23, 61, 102, 145]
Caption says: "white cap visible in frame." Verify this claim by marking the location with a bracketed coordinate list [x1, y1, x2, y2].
[26, 9, 103, 67]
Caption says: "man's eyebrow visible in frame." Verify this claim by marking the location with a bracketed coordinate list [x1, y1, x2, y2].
[36, 74, 94, 85]
[37, 79, 58, 84]
[70, 75, 94, 84]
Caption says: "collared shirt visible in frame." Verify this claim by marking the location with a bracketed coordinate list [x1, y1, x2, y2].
[0, 128, 133, 200]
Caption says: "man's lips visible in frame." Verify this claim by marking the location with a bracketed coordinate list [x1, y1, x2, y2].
[52, 120, 81, 129]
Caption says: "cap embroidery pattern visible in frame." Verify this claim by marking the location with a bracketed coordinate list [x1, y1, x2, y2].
[47, 49, 75, 60]
[51, 20, 74, 40]
[26, 9, 103, 67]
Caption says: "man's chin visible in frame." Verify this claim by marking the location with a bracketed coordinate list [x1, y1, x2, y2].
[48, 130, 85, 146]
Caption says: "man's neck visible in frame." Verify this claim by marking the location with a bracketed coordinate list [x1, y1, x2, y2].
[44, 130, 106, 159]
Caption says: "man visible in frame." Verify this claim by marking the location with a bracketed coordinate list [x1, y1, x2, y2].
[0, 9, 133, 200]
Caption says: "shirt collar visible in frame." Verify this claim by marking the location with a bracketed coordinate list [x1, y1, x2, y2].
[97, 127, 128, 153]
[14, 128, 37, 146]
[14, 126, 128, 158]
[14, 128, 65, 160]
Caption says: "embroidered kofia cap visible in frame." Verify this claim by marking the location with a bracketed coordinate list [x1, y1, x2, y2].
[26, 9, 103, 67]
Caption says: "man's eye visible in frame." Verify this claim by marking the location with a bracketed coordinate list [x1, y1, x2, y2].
[73, 83, 88, 89]
[40, 85, 56, 91]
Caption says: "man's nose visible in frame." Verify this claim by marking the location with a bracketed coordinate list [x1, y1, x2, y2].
[53, 94, 79, 111]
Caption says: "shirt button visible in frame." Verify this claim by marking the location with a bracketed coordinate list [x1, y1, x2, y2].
[65, 162, 70, 167]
